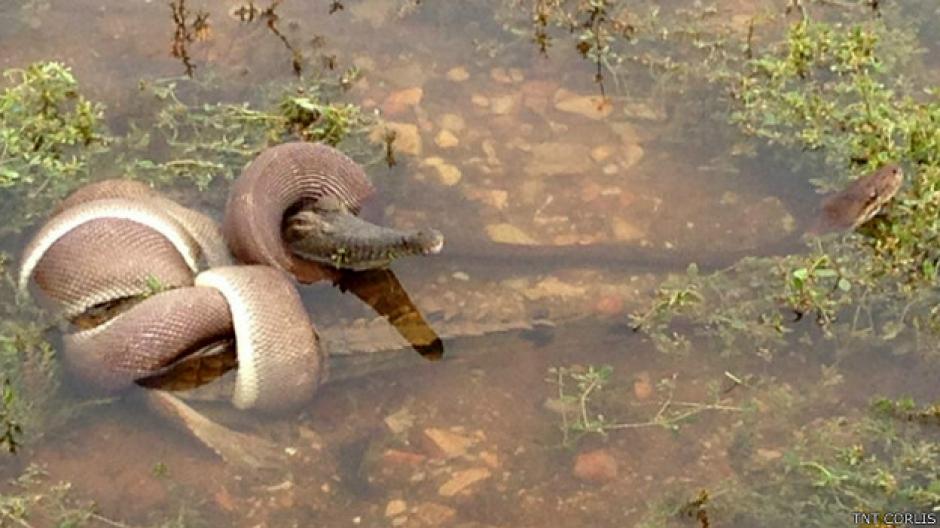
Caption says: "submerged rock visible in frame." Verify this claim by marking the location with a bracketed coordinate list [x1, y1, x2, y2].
[633, 372, 654, 400]
[421, 428, 476, 458]
[485, 223, 539, 245]
[439, 113, 466, 132]
[438, 467, 491, 497]
[413, 502, 458, 525]
[554, 88, 613, 120]
[382, 87, 424, 116]
[573, 449, 619, 483]
[423, 157, 462, 186]
[373, 122, 422, 156]
[489, 94, 518, 115]
[463, 187, 508, 210]
[385, 499, 407, 517]
[446, 67, 470, 82]
[471, 94, 490, 108]
[622, 143, 645, 170]
[435, 129, 459, 149]
[525, 142, 593, 177]
[610, 216, 645, 242]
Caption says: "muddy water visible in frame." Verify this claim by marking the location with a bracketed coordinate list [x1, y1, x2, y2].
[1, 1, 937, 527]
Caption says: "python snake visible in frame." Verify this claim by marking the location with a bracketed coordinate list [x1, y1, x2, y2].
[18, 142, 443, 412]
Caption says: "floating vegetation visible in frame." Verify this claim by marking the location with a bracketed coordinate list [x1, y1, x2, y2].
[636, 390, 940, 527]
[125, 71, 370, 189]
[872, 396, 940, 426]
[0, 59, 372, 227]
[546, 365, 743, 446]
[0, 378, 23, 454]
[0, 464, 206, 527]
[0, 465, 99, 527]
[0, 253, 63, 452]
[628, 9, 940, 361]
[0, 62, 108, 237]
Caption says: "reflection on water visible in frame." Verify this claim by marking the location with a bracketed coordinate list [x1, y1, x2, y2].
[1, 1, 939, 527]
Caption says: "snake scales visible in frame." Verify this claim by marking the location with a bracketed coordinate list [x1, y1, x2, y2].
[19, 142, 443, 412]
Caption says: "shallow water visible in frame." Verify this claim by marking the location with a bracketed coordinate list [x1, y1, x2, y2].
[2, 1, 939, 527]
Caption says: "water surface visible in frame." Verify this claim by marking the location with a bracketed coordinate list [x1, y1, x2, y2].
[1, 1, 937, 527]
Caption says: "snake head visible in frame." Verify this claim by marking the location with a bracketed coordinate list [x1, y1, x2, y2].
[809, 163, 904, 235]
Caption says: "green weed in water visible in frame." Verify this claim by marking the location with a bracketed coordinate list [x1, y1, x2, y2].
[546, 365, 742, 447]
[0, 62, 108, 236]
[637, 393, 940, 527]
[0, 463, 207, 528]
[630, 10, 940, 360]
[125, 68, 371, 190]
[0, 377, 23, 453]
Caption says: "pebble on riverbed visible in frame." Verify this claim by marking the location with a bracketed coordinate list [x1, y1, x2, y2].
[446, 66, 470, 82]
[525, 142, 594, 177]
[385, 499, 407, 517]
[422, 157, 462, 186]
[421, 428, 477, 459]
[381, 87, 423, 116]
[371, 121, 422, 156]
[437, 467, 492, 497]
[439, 112, 466, 132]
[485, 223, 539, 245]
[435, 129, 459, 149]
[573, 449, 619, 484]
[412, 502, 458, 526]
[553, 88, 613, 120]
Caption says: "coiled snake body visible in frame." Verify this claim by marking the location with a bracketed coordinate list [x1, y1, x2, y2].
[19, 142, 444, 412]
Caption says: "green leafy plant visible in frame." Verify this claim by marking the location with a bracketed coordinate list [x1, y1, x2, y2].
[546, 365, 742, 446]
[638, 393, 940, 527]
[124, 70, 371, 190]
[630, 10, 940, 360]
[0, 62, 108, 235]
[0, 377, 23, 453]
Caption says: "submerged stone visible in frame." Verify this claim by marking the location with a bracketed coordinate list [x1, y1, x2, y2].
[525, 142, 593, 177]
[423, 157, 462, 186]
[573, 449, 618, 483]
[485, 223, 539, 245]
[446, 66, 470, 82]
[435, 129, 459, 149]
[373, 122, 422, 156]
[438, 467, 491, 497]
[554, 88, 613, 120]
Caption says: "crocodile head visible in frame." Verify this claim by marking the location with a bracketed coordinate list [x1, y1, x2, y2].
[283, 198, 444, 270]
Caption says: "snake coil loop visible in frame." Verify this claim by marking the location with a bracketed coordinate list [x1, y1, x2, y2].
[18, 142, 442, 411]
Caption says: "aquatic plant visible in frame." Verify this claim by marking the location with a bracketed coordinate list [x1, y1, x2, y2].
[0, 62, 108, 236]
[124, 70, 371, 190]
[0, 253, 62, 453]
[640, 395, 940, 527]
[0, 378, 23, 453]
[169, 0, 211, 77]
[546, 365, 742, 446]
[629, 7, 940, 359]
[0, 463, 207, 527]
